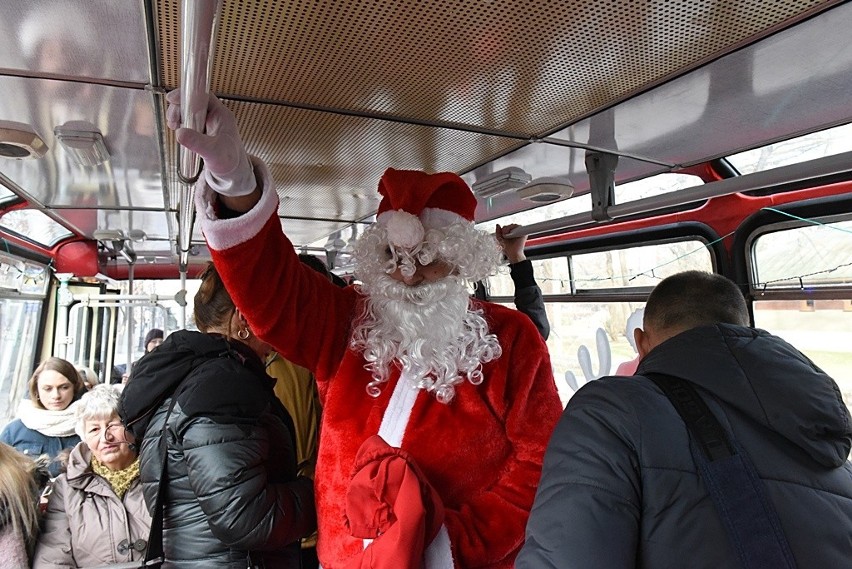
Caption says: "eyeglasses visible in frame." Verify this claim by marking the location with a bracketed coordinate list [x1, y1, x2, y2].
[85, 422, 127, 442]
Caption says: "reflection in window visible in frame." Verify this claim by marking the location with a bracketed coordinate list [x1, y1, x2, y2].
[614, 173, 702, 204]
[0, 209, 73, 247]
[752, 219, 852, 289]
[727, 122, 852, 175]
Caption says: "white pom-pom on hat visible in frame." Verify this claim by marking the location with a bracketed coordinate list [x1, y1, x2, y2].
[384, 210, 425, 248]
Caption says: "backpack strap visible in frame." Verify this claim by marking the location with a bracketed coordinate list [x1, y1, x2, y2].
[642, 372, 797, 569]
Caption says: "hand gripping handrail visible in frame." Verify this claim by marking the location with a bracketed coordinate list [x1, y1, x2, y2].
[177, 0, 220, 273]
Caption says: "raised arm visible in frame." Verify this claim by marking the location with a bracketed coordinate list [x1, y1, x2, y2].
[166, 89, 261, 212]
[496, 224, 550, 340]
[166, 90, 357, 378]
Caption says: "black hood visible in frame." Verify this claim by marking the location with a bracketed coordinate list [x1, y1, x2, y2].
[118, 330, 239, 440]
[638, 323, 852, 468]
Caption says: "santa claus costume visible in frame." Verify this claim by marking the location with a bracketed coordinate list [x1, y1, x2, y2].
[196, 161, 562, 568]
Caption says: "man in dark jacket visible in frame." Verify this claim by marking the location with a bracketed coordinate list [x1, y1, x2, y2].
[517, 270, 852, 569]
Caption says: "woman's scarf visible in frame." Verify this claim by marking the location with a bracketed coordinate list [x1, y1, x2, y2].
[91, 457, 140, 499]
[16, 399, 78, 438]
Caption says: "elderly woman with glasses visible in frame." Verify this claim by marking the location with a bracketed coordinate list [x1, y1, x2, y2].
[32, 384, 151, 568]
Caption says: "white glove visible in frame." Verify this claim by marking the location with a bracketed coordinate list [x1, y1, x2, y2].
[165, 89, 256, 197]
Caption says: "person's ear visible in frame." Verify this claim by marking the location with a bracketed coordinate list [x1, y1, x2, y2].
[635, 328, 652, 359]
[233, 309, 254, 338]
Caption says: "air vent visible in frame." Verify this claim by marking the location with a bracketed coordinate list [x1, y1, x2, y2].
[516, 176, 574, 203]
[54, 121, 110, 166]
[472, 167, 532, 199]
[0, 121, 48, 159]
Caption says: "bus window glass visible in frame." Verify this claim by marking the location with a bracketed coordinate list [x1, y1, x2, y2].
[0, 253, 49, 295]
[727, 122, 852, 175]
[753, 299, 852, 420]
[573, 240, 713, 290]
[476, 194, 592, 235]
[495, 300, 646, 405]
[487, 238, 713, 405]
[0, 255, 24, 291]
[111, 279, 202, 371]
[614, 173, 702, 204]
[751, 218, 852, 421]
[532, 258, 573, 295]
[488, 241, 715, 298]
[0, 186, 15, 204]
[0, 209, 73, 247]
[752, 219, 852, 288]
[488, 258, 570, 296]
[0, 299, 42, 424]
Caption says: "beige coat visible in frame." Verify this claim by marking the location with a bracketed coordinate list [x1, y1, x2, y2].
[32, 442, 151, 568]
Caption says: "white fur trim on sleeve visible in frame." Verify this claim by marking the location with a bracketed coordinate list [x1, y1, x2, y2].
[194, 156, 280, 251]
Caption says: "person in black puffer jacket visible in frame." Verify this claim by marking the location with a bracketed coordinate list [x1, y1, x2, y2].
[119, 263, 316, 568]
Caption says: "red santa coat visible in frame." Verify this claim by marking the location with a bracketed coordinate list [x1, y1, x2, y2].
[197, 160, 562, 568]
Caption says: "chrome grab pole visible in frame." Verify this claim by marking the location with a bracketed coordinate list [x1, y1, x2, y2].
[177, 0, 220, 274]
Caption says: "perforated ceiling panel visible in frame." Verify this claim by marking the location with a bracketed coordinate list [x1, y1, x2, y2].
[154, 0, 838, 247]
[157, 0, 831, 134]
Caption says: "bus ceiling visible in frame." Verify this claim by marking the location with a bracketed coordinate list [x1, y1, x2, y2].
[0, 0, 851, 276]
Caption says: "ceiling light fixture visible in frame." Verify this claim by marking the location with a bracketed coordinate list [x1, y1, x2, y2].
[471, 167, 532, 199]
[0, 120, 48, 159]
[54, 121, 110, 166]
[516, 176, 575, 203]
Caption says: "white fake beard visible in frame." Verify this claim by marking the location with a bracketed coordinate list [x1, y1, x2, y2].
[351, 273, 501, 404]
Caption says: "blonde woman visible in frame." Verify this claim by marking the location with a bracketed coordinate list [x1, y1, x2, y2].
[1, 358, 84, 476]
[33, 384, 151, 568]
[0, 442, 45, 568]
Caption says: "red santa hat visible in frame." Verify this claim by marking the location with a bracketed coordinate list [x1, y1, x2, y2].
[376, 168, 477, 248]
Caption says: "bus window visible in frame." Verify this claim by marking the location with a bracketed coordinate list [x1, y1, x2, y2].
[750, 218, 852, 416]
[0, 253, 50, 423]
[109, 279, 203, 374]
[571, 240, 714, 290]
[487, 238, 714, 403]
[614, 173, 703, 204]
[728, 122, 852, 175]
[0, 209, 74, 247]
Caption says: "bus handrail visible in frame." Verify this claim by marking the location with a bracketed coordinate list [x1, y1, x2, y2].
[177, 0, 220, 274]
[506, 150, 852, 239]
